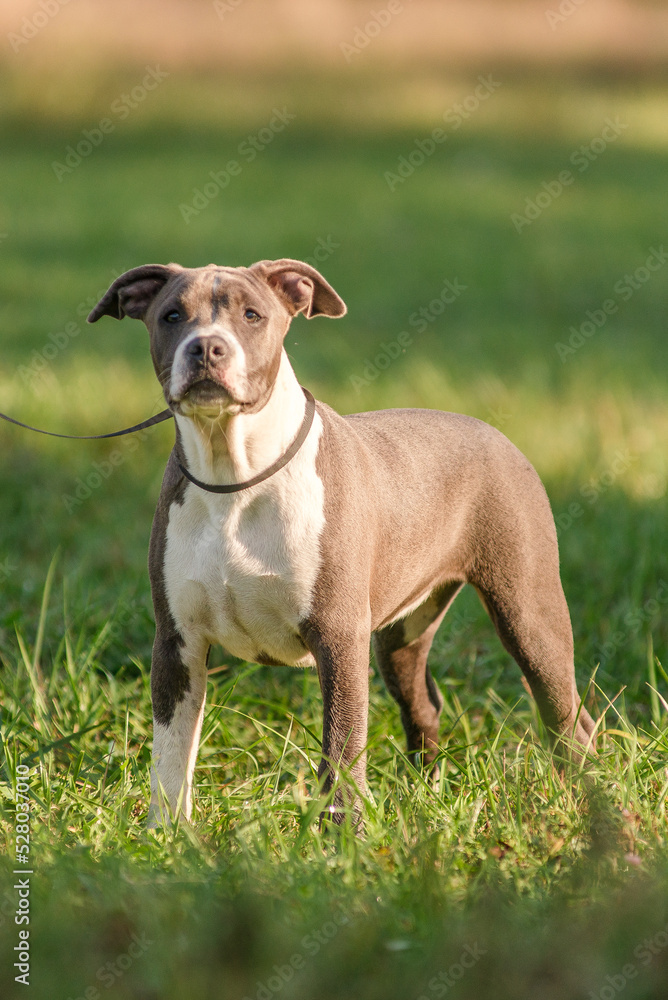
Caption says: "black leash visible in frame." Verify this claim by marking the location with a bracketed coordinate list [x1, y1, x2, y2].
[1, 387, 316, 494]
[178, 388, 316, 494]
[0, 407, 173, 440]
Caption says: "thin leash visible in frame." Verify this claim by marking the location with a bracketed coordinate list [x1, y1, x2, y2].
[0, 407, 173, 439]
[0, 387, 316, 492]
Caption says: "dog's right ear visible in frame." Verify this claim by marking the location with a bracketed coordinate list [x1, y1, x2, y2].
[87, 264, 181, 323]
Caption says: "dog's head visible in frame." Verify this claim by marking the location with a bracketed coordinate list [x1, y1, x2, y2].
[87, 259, 346, 416]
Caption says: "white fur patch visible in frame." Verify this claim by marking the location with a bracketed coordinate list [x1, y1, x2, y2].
[164, 384, 324, 668]
[152, 359, 325, 821]
[149, 634, 209, 823]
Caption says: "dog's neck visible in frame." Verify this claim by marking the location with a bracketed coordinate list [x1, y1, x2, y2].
[174, 351, 307, 489]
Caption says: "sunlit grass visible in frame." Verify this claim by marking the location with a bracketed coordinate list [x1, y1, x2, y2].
[1, 63, 668, 999]
[2, 349, 665, 499]
[3, 64, 668, 152]
[1, 566, 668, 998]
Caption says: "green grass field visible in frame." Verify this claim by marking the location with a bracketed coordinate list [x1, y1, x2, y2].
[1, 65, 668, 999]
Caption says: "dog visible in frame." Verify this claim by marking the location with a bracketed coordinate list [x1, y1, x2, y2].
[88, 258, 596, 825]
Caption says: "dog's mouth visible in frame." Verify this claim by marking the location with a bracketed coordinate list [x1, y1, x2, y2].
[173, 378, 240, 416]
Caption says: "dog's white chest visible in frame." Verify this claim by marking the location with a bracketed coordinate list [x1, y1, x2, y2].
[163, 423, 324, 667]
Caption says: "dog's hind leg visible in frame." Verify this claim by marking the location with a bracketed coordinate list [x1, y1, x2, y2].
[373, 582, 463, 766]
[468, 493, 596, 757]
[474, 577, 596, 756]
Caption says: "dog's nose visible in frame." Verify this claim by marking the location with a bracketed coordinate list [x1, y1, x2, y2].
[186, 336, 227, 364]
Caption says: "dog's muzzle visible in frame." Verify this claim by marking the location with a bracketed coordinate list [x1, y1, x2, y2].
[172, 334, 239, 409]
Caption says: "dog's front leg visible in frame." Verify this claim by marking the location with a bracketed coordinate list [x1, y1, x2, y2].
[305, 624, 371, 828]
[148, 628, 209, 826]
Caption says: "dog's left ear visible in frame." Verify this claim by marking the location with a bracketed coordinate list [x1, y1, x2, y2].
[251, 259, 347, 319]
[87, 264, 182, 323]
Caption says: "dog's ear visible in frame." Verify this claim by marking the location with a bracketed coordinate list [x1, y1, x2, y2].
[87, 264, 181, 323]
[250, 259, 347, 319]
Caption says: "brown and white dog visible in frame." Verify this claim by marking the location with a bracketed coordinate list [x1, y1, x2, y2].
[88, 258, 595, 825]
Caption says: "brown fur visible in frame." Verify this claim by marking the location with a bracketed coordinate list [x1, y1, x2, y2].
[89, 259, 595, 828]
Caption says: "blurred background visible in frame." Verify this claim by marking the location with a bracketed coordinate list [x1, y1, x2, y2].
[1, 0, 666, 697]
[1, 4, 668, 998]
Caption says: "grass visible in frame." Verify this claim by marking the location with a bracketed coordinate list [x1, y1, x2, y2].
[2, 567, 668, 999]
[0, 64, 667, 998]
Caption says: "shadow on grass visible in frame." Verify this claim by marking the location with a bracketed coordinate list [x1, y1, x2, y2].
[1, 114, 667, 394]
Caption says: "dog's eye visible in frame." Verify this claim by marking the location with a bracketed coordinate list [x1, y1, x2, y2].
[244, 309, 261, 323]
[163, 310, 181, 324]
